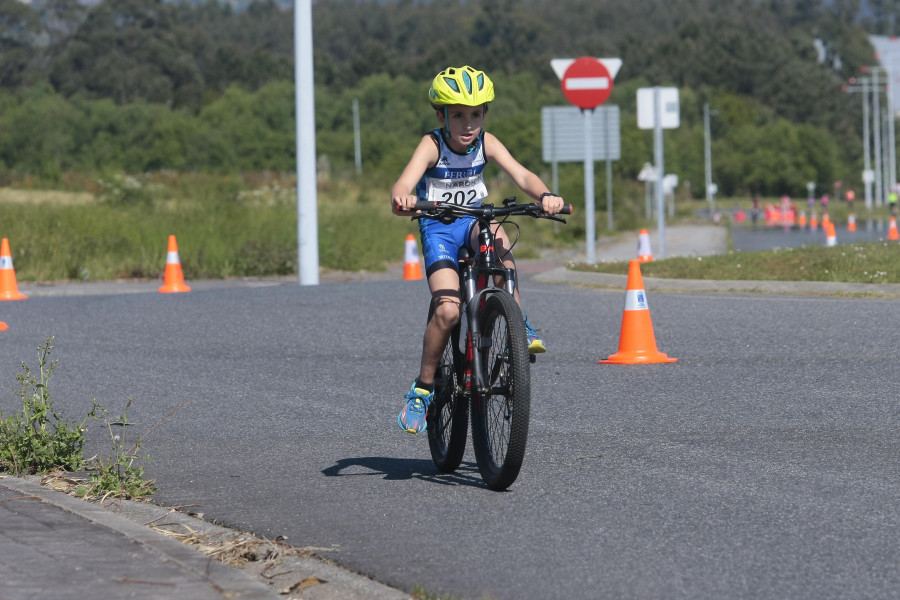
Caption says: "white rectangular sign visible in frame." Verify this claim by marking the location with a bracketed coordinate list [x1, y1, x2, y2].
[637, 87, 680, 129]
[541, 105, 621, 162]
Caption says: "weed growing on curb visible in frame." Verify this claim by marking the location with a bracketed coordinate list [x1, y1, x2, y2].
[0, 337, 98, 475]
[79, 398, 156, 499]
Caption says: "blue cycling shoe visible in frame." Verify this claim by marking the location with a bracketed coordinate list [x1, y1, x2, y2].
[523, 313, 546, 354]
[398, 383, 433, 434]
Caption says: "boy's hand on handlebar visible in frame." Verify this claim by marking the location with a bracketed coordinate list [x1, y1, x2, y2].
[392, 193, 419, 215]
[540, 193, 565, 215]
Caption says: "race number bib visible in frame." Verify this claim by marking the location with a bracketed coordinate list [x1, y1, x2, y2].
[427, 175, 488, 206]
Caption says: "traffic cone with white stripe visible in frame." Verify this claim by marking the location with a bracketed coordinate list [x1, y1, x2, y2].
[158, 235, 191, 293]
[847, 213, 857, 232]
[888, 216, 900, 241]
[825, 221, 837, 247]
[599, 259, 677, 364]
[403, 234, 423, 281]
[637, 229, 653, 262]
[0, 238, 27, 300]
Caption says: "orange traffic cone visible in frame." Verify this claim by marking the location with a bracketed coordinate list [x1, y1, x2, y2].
[403, 234, 423, 281]
[158, 235, 191, 293]
[0, 238, 27, 300]
[637, 229, 653, 262]
[825, 221, 837, 247]
[847, 213, 857, 232]
[599, 260, 677, 365]
[888, 217, 900, 241]
[0, 321, 8, 331]
[798, 211, 807, 229]
[810, 212, 818, 231]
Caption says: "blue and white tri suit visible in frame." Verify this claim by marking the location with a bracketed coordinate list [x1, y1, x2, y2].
[416, 129, 489, 277]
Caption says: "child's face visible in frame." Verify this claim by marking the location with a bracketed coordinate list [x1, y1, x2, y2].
[437, 104, 486, 152]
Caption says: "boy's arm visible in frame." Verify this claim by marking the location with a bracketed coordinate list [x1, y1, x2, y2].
[484, 133, 564, 215]
[391, 135, 439, 216]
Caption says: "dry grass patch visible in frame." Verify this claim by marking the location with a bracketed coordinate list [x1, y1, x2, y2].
[0, 187, 95, 205]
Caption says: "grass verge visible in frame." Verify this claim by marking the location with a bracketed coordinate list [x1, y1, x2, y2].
[571, 238, 900, 284]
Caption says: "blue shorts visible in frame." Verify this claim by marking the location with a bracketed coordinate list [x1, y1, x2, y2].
[418, 216, 477, 277]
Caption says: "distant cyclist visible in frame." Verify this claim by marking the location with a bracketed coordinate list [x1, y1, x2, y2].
[390, 65, 564, 434]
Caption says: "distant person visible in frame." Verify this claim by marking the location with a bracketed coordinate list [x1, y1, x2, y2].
[846, 189, 855, 208]
[889, 190, 898, 216]
[751, 196, 760, 228]
[390, 65, 564, 434]
[821, 194, 829, 212]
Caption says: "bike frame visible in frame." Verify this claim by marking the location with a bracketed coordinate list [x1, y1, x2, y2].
[458, 219, 517, 396]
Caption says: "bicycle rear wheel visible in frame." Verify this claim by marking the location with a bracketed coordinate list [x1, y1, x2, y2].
[427, 303, 468, 473]
[471, 292, 531, 491]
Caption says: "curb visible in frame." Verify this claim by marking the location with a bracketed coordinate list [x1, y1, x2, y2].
[0, 475, 278, 599]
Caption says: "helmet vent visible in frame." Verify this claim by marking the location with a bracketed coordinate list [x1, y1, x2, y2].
[443, 77, 460, 93]
[462, 70, 473, 94]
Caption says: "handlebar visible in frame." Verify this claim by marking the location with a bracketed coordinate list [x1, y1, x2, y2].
[412, 197, 572, 223]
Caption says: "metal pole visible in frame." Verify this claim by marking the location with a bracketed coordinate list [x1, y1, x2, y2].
[654, 88, 666, 259]
[295, 0, 319, 285]
[605, 106, 613, 231]
[873, 69, 884, 208]
[863, 77, 873, 212]
[584, 108, 596, 263]
[704, 102, 714, 214]
[884, 109, 891, 204]
[551, 109, 559, 194]
[888, 67, 897, 194]
[353, 98, 362, 175]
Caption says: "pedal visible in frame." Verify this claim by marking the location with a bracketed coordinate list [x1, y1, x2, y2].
[529, 354, 536, 363]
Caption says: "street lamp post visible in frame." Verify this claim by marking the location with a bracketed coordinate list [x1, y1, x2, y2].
[842, 77, 874, 211]
[872, 68, 884, 208]
[703, 103, 717, 214]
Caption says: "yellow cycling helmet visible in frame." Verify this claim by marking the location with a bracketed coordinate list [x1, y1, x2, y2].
[428, 66, 495, 107]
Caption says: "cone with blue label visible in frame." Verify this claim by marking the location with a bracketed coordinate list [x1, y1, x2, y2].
[599, 259, 677, 364]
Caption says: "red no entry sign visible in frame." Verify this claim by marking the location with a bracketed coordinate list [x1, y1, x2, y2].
[561, 57, 613, 110]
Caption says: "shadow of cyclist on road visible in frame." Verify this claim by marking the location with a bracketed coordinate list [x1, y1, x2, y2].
[322, 456, 483, 488]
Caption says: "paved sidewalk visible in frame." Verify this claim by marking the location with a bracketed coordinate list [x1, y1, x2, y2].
[0, 476, 410, 600]
[0, 476, 277, 600]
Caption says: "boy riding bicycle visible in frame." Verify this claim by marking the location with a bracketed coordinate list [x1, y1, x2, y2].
[391, 65, 565, 434]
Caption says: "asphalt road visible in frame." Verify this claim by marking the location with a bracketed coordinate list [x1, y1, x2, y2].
[0, 277, 897, 600]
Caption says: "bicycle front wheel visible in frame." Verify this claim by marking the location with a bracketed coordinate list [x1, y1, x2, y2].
[427, 306, 468, 473]
[471, 292, 531, 491]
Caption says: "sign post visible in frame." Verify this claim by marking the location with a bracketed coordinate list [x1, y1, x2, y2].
[554, 57, 618, 263]
[637, 87, 680, 259]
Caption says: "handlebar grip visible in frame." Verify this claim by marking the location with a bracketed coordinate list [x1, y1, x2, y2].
[414, 200, 438, 211]
[559, 204, 574, 215]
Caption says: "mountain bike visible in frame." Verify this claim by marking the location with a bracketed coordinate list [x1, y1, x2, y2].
[413, 197, 571, 491]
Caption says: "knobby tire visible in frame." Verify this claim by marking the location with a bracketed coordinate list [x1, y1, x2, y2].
[426, 302, 468, 473]
[471, 292, 531, 491]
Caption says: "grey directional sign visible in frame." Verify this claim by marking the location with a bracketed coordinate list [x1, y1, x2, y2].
[541, 105, 621, 162]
